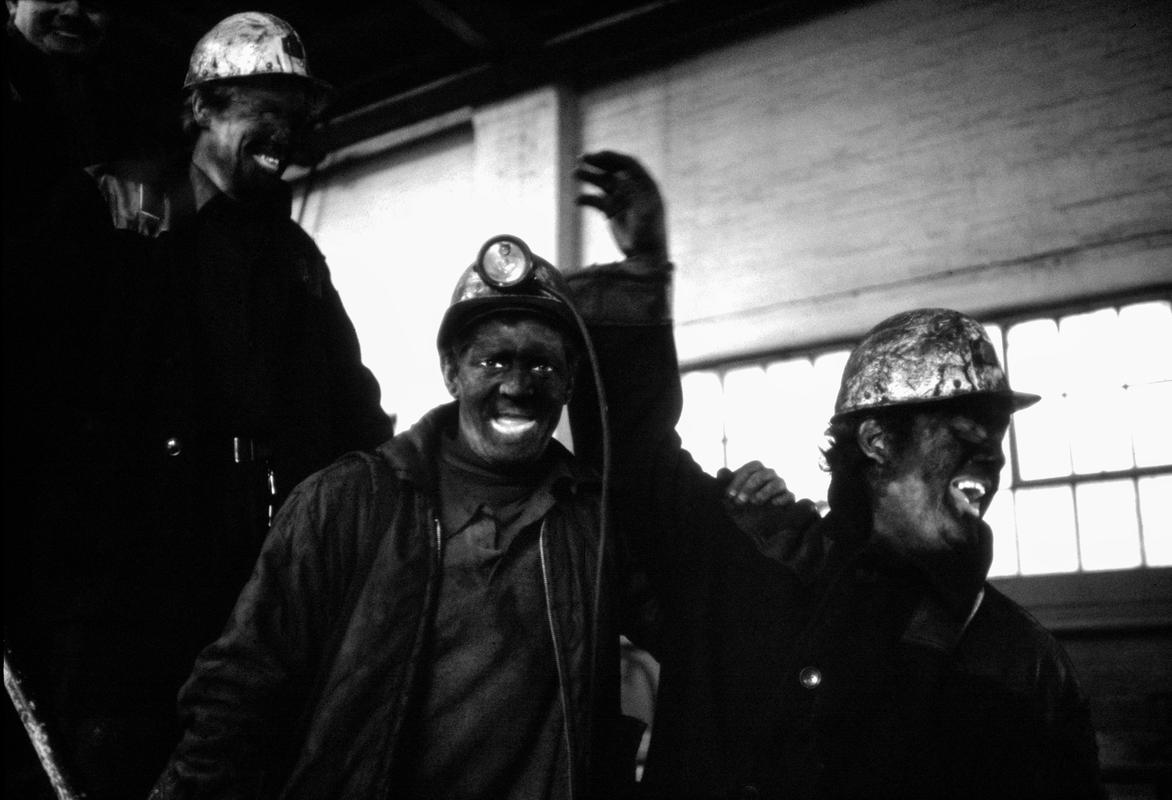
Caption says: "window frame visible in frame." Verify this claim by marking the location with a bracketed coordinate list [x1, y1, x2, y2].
[679, 288, 1172, 632]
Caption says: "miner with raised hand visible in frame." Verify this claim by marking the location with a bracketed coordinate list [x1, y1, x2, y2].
[143, 236, 639, 799]
[141, 216, 802, 799]
[568, 149, 1104, 799]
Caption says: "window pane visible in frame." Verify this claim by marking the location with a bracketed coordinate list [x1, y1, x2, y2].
[1059, 308, 1123, 392]
[809, 351, 851, 504]
[983, 323, 1006, 372]
[723, 366, 771, 471]
[1076, 480, 1142, 571]
[812, 351, 850, 412]
[1012, 396, 1072, 480]
[1118, 301, 1172, 386]
[1067, 386, 1134, 473]
[984, 489, 1019, 578]
[1130, 381, 1172, 468]
[1006, 320, 1071, 480]
[1015, 486, 1079, 575]
[1139, 475, 1172, 567]
[766, 358, 830, 504]
[679, 371, 725, 474]
[1006, 318, 1063, 398]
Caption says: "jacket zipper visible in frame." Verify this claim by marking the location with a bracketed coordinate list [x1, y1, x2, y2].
[540, 521, 576, 800]
[379, 512, 444, 800]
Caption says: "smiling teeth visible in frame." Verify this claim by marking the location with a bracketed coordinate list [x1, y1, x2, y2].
[254, 153, 281, 172]
[954, 479, 987, 503]
[491, 418, 536, 436]
[951, 479, 987, 518]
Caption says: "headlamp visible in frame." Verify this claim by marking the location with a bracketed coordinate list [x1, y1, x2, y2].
[476, 235, 535, 289]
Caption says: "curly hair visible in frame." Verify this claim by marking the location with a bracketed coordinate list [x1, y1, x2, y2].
[820, 408, 916, 525]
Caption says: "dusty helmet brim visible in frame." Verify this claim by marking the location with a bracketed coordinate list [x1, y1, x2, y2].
[830, 387, 1041, 423]
[436, 296, 581, 352]
[183, 73, 335, 116]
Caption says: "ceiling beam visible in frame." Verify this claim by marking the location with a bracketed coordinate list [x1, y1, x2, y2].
[405, 0, 495, 51]
[311, 0, 864, 155]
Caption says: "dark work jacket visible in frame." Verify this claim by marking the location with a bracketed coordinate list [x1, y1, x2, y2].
[13, 161, 395, 798]
[149, 403, 634, 800]
[95, 161, 393, 640]
[4, 24, 123, 169]
[761, 517, 1106, 800]
[4, 26, 140, 800]
[567, 261, 1104, 800]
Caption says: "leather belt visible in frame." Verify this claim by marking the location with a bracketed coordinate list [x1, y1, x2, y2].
[163, 434, 278, 526]
[163, 435, 272, 463]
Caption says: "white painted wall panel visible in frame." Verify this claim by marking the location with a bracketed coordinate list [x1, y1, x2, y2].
[298, 129, 478, 430]
[578, 0, 1172, 365]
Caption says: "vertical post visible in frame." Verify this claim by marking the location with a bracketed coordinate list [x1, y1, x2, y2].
[472, 84, 580, 270]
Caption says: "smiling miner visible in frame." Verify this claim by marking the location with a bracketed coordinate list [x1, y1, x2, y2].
[72, 13, 393, 796]
[824, 308, 1040, 619]
[145, 236, 639, 799]
[95, 11, 336, 232]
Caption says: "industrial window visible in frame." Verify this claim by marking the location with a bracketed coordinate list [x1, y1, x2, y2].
[678, 296, 1172, 579]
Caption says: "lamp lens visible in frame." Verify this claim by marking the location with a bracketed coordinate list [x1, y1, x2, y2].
[479, 237, 532, 287]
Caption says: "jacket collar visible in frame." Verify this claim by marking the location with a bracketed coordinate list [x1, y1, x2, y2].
[188, 160, 295, 217]
[818, 509, 985, 639]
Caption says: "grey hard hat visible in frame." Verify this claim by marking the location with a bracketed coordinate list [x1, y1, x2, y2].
[833, 308, 1040, 421]
[184, 12, 332, 111]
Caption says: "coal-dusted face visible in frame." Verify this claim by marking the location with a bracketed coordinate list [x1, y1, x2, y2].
[190, 82, 311, 201]
[866, 400, 1011, 558]
[442, 314, 574, 468]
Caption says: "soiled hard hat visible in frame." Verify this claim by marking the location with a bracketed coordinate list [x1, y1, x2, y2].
[437, 235, 580, 352]
[184, 12, 331, 108]
[833, 308, 1039, 420]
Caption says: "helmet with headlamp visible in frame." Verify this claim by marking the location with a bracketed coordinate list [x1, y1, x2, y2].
[437, 235, 581, 352]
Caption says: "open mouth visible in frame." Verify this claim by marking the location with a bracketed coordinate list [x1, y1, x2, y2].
[950, 478, 988, 518]
[248, 140, 287, 175]
[490, 416, 537, 437]
[251, 151, 283, 174]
